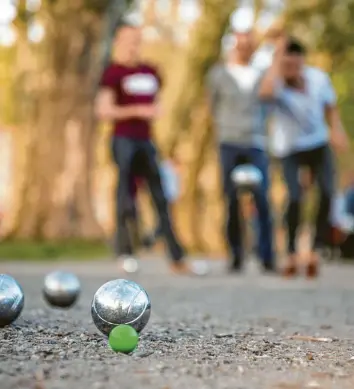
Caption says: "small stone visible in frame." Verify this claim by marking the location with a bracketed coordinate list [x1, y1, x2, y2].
[306, 352, 314, 361]
[320, 324, 332, 330]
[306, 381, 320, 388]
[215, 333, 233, 338]
[134, 350, 154, 358]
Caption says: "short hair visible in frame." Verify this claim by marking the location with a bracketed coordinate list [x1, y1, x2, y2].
[286, 37, 306, 55]
[114, 20, 137, 35]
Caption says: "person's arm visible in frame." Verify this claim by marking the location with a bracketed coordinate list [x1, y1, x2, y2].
[258, 37, 287, 100]
[258, 63, 282, 100]
[94, 65, 159, 121]
[323, 74, 350, 150]
[326, 105, 347, 136]
[206, 65, 220, 115]
[94, 88, 141, 121]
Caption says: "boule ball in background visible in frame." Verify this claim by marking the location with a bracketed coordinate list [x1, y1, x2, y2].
[122, 257, 139, 274]
[230, 164, 263, 192]
[0, 274, 24, 327]
[43, 271, 81, 308]
[91, 279, 151, 336]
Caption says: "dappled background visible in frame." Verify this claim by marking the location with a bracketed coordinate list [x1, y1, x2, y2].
[0, 0, 353, 258]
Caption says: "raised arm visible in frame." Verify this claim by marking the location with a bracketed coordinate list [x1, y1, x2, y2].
[258, 38, 286, 100]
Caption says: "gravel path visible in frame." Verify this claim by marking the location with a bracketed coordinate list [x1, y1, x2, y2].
[1, 257, 354, 389]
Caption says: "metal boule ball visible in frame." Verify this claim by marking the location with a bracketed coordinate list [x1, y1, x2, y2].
[91, 279, 151, 336]
[122, 257, 139, 274]
[230, 164, 263, 192]
[191, 260, 210, 276]
[0, 274, 24, 327]
[43, 271, 80, 308]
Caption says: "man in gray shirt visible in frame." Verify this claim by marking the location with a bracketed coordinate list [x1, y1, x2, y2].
[207, 29, 274, 272]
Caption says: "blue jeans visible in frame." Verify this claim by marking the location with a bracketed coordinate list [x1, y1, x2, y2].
[220, 144, 274, 266]
[281, 144, 335, 253]
[111, 136, 184, 261]
[346, 188, 354, 217]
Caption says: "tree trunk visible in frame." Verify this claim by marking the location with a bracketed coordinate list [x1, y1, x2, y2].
[8, 1, 129, 240]
[156, 0, 236, 157]
[184, 103, 213, 252]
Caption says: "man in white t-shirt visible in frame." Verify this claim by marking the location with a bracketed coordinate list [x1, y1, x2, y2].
[258, 36, 349, 278]
[207, 29, 275, 273]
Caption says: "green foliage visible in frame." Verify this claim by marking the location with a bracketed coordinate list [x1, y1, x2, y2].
[0, 240, 109, 260]
[332, 70, 354, 139]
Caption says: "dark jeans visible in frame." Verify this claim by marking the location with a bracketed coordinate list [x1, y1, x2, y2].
[111, 136, 184, 262]
[346, 188, 354, 216]
[220, 144, 274, 266]
[341, 234, 354, 258]
[281, 144, 335, 254]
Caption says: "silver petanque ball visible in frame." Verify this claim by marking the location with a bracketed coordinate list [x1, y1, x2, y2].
[231, 164, 263, 192]
[91, 279, 151, 336]
[0, 274, 24, 327]
[43, 271, 80, 308]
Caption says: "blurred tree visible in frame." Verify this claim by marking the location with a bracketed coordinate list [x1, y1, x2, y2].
[7, 0, 133, 240]
[158, 0, 236, 157]
[148, 1, 236, 252]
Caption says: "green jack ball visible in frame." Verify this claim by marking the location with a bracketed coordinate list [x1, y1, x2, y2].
[108, 324, 139, 354]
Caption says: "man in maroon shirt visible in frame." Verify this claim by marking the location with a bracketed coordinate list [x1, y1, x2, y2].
[95, 23, 188, 274]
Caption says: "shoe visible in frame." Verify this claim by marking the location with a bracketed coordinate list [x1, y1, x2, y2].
[262, 262, 277, 274]
[169, 261, 191, 275]
[228, 257, 243, 273]
[142, 234, 155, 248]
[305, 252, 320, 279]
[281, 254, 298, 278]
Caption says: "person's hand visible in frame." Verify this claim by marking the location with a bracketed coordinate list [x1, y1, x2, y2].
[274, 35, 287, 61]
[135, 104, 159, 120]
[331, 128, 350, 151]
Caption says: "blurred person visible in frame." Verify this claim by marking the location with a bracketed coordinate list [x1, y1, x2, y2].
[345, 175, 354, 217]
[258, 37, 349, 278]
[94, 23, 189, 274]
[340, 175, 354, 257]
[207, 29, 275, 273]
[142, 158, 181, 248]
[326, 175, 354, 259]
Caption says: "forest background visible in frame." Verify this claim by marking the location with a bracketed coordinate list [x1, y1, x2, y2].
[0, 0, 353, 259]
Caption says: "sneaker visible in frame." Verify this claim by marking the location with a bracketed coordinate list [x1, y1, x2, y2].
[228, 257, 243, 273]
[305, 252, 320, 279]
[169, 261, 191, 275]
[141, 234, 155, 248]
[262, 262, 277, 274]
[281, 254, 298, 278]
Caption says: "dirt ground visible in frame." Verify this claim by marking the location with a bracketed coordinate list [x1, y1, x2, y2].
[1, 257, 354, 389]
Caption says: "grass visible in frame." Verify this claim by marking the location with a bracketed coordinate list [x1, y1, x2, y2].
[0, 239, 110, 261]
